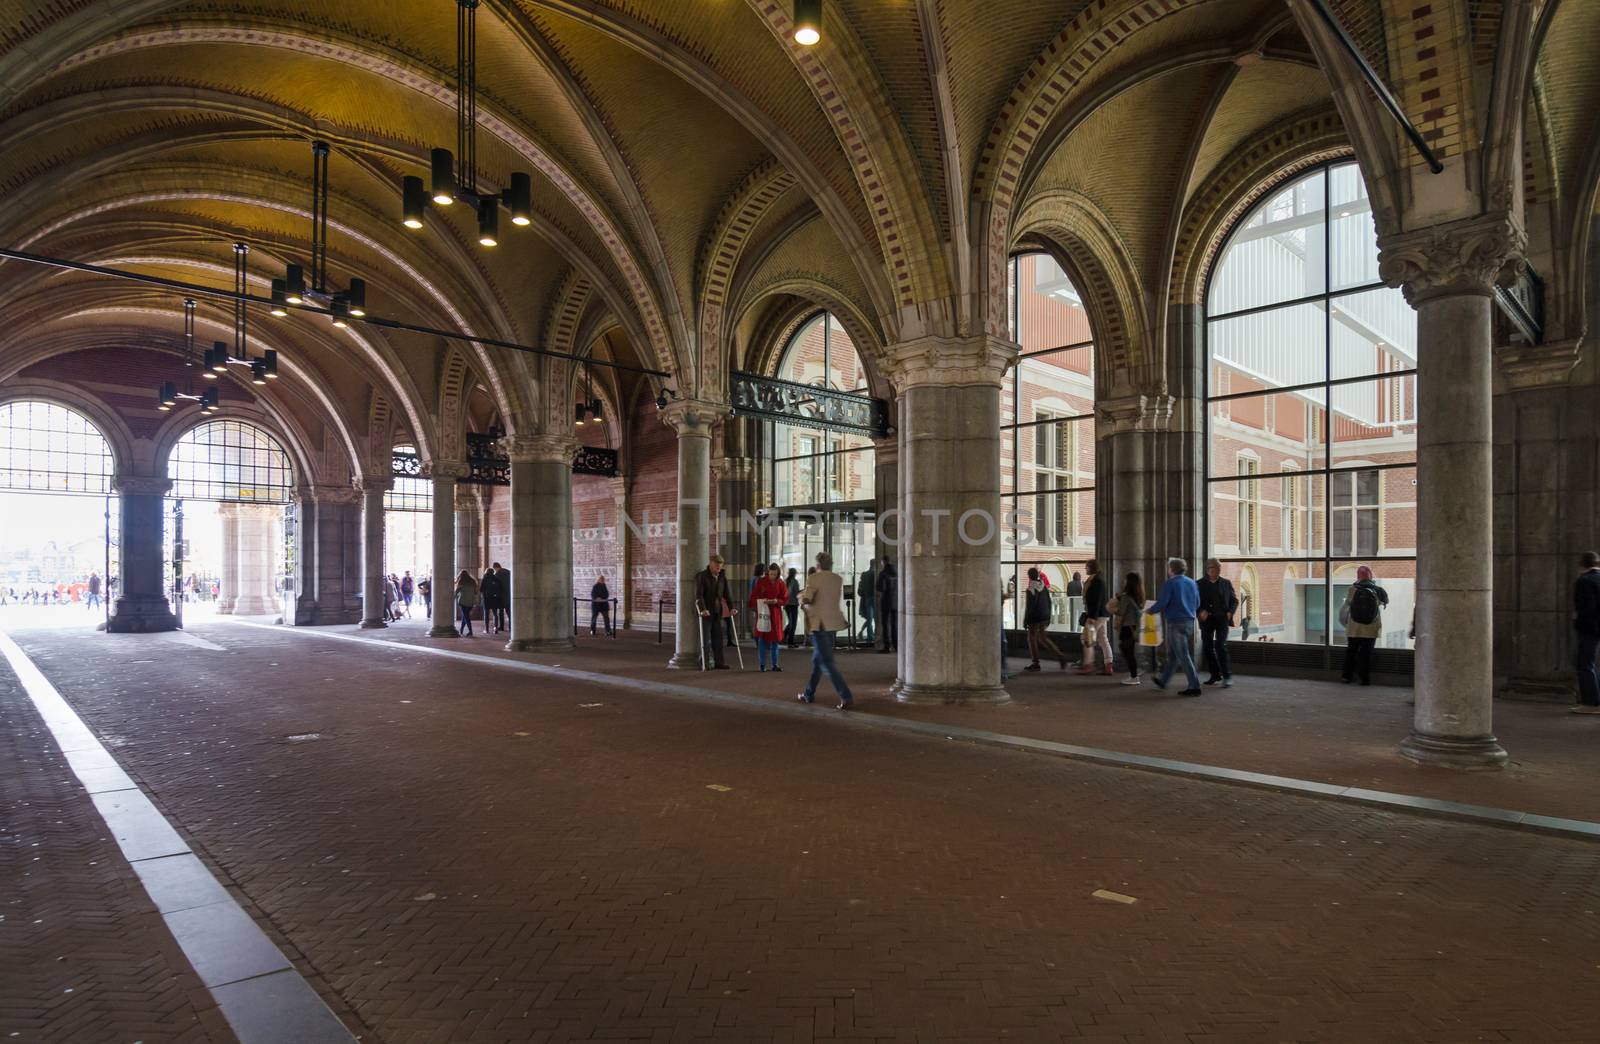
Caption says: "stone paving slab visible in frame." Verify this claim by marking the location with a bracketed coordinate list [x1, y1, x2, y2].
[324, 621, 1600, 824]
[11, 622, 1600, 1042]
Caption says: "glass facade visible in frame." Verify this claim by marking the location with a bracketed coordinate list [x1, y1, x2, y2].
[1002, 252, 1097, 629]
[169, 420, 294, 502]
[1205, 161, 1417, 649]
[0, 401, 113, 495]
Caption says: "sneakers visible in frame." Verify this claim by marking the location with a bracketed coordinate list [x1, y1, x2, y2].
[1119, 676, 1141, 686]
[836, 699, 852, 711]
[1204, 677, 1221, 686]
[796, 693, 814, 704]
[1150, 678, 1166, 691]
[1179, 688, 1203, 697]
[1023, 662, 1041, 672]
[1101, 667, 1114, 676]
[1570, 704, 1600, 715]
[1222, 678, 1233, 688]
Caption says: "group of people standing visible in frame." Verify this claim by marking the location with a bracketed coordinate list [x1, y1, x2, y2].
[450, 563, 509, 637]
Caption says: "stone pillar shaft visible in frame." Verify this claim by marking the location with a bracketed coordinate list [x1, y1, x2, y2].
[454, 493, 481, 580]
[430, 463, 466, 637]
[232, 504, 278, 615]
[359, 482, 388, 629]
[662, 403, 722, 668]
[873, 438, 898, 654]
[506, 436, 577, 652]
[217, 503, 239, 614]
[107, 476, 177, 633]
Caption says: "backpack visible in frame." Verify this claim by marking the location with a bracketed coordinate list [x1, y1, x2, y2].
[1349, 584, 1379, 626]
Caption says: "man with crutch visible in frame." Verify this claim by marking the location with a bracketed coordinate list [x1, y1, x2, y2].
[694, 554, 733, 670]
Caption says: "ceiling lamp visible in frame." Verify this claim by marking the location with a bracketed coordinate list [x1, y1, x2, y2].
[156, 299, 227, 413]
[403, 1, 533, 247]
[271, 141, 368, 326]
[589, 398, 603, 424]
[794, 0, 822, 45]
[284, 263, 305, 305]
[269, 279, 289, 316]
[574, 402, 587, 426]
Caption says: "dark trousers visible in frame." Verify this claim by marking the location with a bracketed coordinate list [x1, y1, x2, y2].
[783, 604, 799, 645]
[1200, 619, 1231, 680]
[1342, 636, 1376, 684]
[879, 605, 897, 650]
[457, 603, 473, 635]
[700, 616, 726, 668]
[591, 604, 611, 635]
[1118, 625, 1138, 678]
[1576, 631, 1600, 706]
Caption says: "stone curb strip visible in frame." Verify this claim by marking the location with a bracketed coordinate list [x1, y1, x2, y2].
[0, 630, 358, 1044]
[231, 621, 1600, 844]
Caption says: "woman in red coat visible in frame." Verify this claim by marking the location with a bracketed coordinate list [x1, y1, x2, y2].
[749, 562, 789, 672]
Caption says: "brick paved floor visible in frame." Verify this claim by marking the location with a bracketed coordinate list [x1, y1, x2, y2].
[0, 662, 228, 1043]
[346, 620, 1600, 823]
[10, 621, 1600, 1041]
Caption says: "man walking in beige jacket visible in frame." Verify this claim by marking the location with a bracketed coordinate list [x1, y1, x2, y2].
[796, 551, 854, 709]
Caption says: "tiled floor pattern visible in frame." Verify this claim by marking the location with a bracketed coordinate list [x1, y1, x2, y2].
[6, 622, 1600, 1041]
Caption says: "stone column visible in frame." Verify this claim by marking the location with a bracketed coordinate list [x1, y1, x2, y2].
[609, 476, 631, 628]
[1379, 213, 1525, 768]
[888, 336, 1016, 703]
[454, 489, 482, 580]
[662, 401, 724, 668]
[873, 435, 898, 654]
[107, 475, 178, 633]
[289, 489, 317, 624]
[359, 477, 390, 629]
[429, 461, 467, 637]
[216, 502, 239, 614]
[305, 485, 363, 624]
[232, 504, 278, 615]
[1098, 394, 1178, 592]
[505, 435, 579, 652]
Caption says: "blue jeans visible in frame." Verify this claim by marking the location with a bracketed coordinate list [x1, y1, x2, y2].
[1158, 617, 1200, 690]
[457, 603, 473, 635]
[85, 591, 100, 609]
[1576, 631, 1600, 706]
[858, 603, 875, 641]
[803, 630, 852, 703]
[757, 637, 781, 669]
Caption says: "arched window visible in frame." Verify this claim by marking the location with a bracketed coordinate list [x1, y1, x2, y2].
[1003, 252, 1097, 628]
[386, 445, 432, 512]
[0, 400, 113, 494]
[1205, 160, 1417, 649]
[169, 420, 294, 502]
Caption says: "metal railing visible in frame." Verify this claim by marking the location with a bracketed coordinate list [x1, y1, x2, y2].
[571, 596, 619, 638]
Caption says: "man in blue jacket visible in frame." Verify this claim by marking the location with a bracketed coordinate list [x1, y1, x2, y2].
[1145, 556, 1202, 697]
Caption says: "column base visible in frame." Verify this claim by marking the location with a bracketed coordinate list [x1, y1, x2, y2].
[106, 600, 178, 633]
[429, 626, 459, 638]
[232, 597, 275, 616]
[1399, 731, 1508, 770]
[359, 618, 387, 630]
[1497, 676, 1572, 703]
[895, 682, 1011, 706]
[505, 637, 576, 653]
[313, 607, 362, 625]
[667, 651, 701, 669]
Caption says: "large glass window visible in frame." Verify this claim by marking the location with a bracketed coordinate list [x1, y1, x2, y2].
[0, 401, 113, 494]
[1205, 161, 1417, 649]
[169, 420, 293, 502]
[1003, 252, 1097, 629]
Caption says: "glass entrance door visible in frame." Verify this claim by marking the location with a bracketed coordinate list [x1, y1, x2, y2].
[761, 503, 874, 648]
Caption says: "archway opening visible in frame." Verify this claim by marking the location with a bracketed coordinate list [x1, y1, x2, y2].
[166, 419, 295, 622]
[0, 400, 116, 629]
[384, 445, 432, 624]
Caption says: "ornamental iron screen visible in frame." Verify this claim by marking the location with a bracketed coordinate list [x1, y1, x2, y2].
[731, 371, 888, 438]
[168, 420, 293, 502]
[572, 445, 618, 477]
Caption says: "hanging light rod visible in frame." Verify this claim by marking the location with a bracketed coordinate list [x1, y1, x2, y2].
[0, 246, 671, 379]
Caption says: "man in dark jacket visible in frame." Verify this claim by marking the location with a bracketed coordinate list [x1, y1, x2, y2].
[1573, 551, 1600, 713]
[694, 554, 733, 669]
[590, 575, 612, 636]
[479, 565, 501, 634]
[875, 557, 898, 652]
[1197, 558, 1239, 688]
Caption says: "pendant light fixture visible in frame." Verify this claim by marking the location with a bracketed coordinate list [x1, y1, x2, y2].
[270, 141, 366, 328]
[156, 298, 224, 414]
[402, 0, 533, 247]
[794, 0, 822, 45]
[195, 245, 281, 383]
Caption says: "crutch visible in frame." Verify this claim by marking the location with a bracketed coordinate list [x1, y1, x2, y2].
[699, 609, 710, 671]
[727, 609, 745, 670]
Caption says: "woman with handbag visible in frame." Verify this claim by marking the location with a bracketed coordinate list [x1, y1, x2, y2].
[1112, 572, 1146, 685]
[749, 562, 788, 671]
[1078, 559, 1115, 675]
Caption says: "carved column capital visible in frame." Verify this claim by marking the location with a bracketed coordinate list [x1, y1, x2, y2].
[1496, 338, 1581, 390]
[505, 434, 579, 464]
[357, 475, 392, 494]
[659, 399, 728, 439]
[112, 474, 172, 497]
[425, 459, 471, 481]
[884, 335, 1017, 393]
[1097, 393, 1174, 434]
[306, 484, 362, 506]
[1377, 211, 1527, 305]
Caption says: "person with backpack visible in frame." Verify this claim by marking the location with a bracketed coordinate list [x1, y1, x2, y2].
[454, 570, 480, 637]
[1197, 558, 1238, 688]
[1022, 567, 1066, 671]
[478, 564, 501, 635]
[1338, 565, 1388, 685]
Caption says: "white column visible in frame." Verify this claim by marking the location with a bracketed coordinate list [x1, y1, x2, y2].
[359, 478, 389, 629]
[1380, 213, 1523, 768]
[430, 462, 467, 637]
[216, 502, 239, 614]
[889, 336, 1016, 703]
[505, 435, 578, 652]
[231, 504, 278, 615]
[662, 402, 723, 668]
